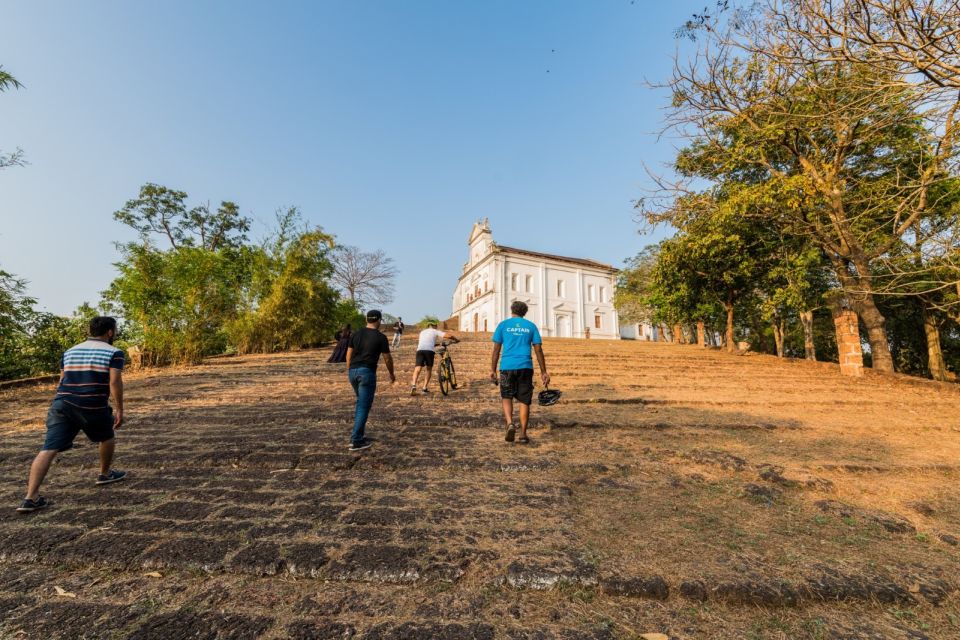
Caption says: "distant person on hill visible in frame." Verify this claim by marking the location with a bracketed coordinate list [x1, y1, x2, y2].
[16, 316, 128, 513]
[346, 310, 396, 451]
[410, 322, 459, 395]
[392, 317, 405, 349]
[490, 301, 551, 445]
[327, 324, 352, 363]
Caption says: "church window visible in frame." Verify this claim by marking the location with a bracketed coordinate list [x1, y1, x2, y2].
[595, 314, 602, 329]
[525, 275, 532, 292]
[600, 286, 606, 302]
[484, 281, 488, 292]
[557, 280, 566, 297]
[511, 274, 517, 291]
[484, 318, 488, 331]
[587, 284, 595, 302]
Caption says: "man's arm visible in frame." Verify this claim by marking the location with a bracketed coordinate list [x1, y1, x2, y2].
[109, 368, 124, 429]
[345, 347, 353, 369]
[533, 344, 551, 387]
[383, 353, 397, 383]
[490, 343, 501, 382]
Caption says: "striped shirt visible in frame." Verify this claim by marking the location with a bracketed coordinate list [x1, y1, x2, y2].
[55, 339, 125, 410]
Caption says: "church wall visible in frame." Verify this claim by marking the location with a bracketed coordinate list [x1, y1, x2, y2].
[453, 222, 620, 339]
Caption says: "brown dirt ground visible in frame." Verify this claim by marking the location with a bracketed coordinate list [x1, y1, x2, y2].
[0, 334, 959, 639]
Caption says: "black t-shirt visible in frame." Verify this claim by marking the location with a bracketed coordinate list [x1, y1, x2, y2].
[349, 328, 390, 370]
[394, 321, 404, 334]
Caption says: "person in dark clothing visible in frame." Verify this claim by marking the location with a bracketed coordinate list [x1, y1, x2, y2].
[346, 310, 396, 451]
[328, 324, 352, 363]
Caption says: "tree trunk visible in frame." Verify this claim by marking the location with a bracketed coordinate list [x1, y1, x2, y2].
[799, 310, 816, 361]
[673, 324, 684, 344]
[772, 317, 785, 358]
[922, 306, 950, 381]
[834, 258, 895, 374]
[724, 297, 735, 353]
[856, 293, 894, 373]
[696, 320, 706, 347]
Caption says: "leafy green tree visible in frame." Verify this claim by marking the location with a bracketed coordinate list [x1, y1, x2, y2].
[0, 269, 36, 379]
[227, 207, 343, 353]
[0, 65, 26, 170]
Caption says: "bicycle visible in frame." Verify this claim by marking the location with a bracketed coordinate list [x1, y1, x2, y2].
[436, 340, 459, 396]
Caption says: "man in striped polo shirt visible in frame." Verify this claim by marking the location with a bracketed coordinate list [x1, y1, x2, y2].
[17, 316, 128, 512]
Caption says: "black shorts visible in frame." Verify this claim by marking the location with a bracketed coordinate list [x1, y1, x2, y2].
[415, 350, 436, 367]
[499, 369, 534, 405]
[43, 398, 115, 452]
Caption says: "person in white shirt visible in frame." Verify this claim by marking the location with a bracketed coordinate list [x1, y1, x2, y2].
[410, 322, 458, 395]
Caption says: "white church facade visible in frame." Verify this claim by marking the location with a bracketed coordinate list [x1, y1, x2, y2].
[450, 220, 621, 339]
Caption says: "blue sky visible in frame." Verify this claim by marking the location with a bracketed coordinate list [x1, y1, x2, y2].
[0, 1, 695, 321]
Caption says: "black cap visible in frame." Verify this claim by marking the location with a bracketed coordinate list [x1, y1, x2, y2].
[366, 309, 382, 322]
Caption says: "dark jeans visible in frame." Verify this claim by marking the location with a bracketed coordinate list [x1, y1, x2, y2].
[349, 367, 377, 444]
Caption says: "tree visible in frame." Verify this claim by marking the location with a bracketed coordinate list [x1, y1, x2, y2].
[330, 246, 397, 307]
[114, 183, 249, 250]
[0, 65, 26, 170]
[660, 34, 947, 372]
[107, 184, 254, 365]
[228, 209, 342, 353]
[614, 245, 661, 325]
[0, 268, 36, 379]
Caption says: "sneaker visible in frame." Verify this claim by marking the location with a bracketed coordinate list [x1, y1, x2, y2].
[421, 388, 431, 394]
[349, 439, 373, 452]
[96, 470, 128, 485]
[410, 385, 419, 396]
[16, 497, 50, 513]
[505, 424, 516, 443]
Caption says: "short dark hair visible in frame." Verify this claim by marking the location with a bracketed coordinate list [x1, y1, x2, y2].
[511, 301, 528, 317]
[89, 316, 117, 337]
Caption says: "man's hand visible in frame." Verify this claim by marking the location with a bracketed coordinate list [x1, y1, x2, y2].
[489, 370, 498, 383]
[541, 372, 551, 387]
[113, 410, 124, 429]
[389, 375, 397, 386]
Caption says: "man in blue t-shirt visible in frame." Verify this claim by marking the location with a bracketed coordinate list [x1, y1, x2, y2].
[490, 300, 551, 444]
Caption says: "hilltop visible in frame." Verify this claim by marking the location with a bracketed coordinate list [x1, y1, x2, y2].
[0, 335, 958, 639]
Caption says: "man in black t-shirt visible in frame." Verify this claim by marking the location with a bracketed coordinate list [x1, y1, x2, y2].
[392, 317, 404, 349]
[345, 310, 396, 451]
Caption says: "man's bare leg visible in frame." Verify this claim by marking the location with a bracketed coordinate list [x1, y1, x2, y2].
[410, 366, 423, 392]
[501, 398, 514, 426]
[98, 439, 115, 476]
[518, 403, 530, 439]
[25, 450, 58, 501]
[422, 366, 433, 391]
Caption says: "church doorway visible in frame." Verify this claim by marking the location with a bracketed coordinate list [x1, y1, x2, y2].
[473, 313, 479, 332]
[555, 314, 572, 338]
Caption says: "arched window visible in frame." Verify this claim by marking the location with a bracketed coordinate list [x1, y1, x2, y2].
[511, 273, 518, 291]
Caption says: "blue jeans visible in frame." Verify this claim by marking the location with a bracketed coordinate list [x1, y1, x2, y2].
[349, 367, 377, 444]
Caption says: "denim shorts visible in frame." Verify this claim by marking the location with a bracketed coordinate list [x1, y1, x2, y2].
[43, 398, 115, 451]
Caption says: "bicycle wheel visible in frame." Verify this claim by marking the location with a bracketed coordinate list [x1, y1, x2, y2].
[447, 359, 458, 389]
[438, 361, 451, 396]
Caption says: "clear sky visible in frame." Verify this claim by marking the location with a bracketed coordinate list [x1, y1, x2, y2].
[0, 0, 695, 321]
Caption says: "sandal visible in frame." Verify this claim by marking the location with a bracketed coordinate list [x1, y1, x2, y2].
[518, 435, 530, 444]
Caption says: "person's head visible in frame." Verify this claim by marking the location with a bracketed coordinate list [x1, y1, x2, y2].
[428, 321, 438, 329]
[366, 309, 383, 328]
[510, 301, 528, 318]
[89, 316, 118, 343]
[342, 323, 351, 333]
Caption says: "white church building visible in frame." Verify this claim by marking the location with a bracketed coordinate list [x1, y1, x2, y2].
[450, 220, 621, 339]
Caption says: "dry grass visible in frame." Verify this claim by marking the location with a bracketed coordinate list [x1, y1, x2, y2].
[0, 335, 958, 639]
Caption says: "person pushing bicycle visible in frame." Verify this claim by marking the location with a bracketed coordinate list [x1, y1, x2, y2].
[411, 321, 458, 395]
